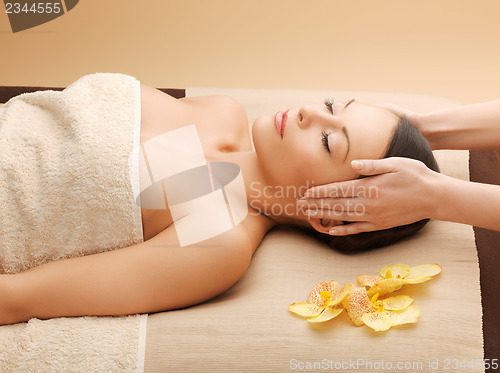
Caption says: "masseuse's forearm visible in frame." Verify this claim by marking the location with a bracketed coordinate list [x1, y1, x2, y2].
[418, 99, 500, 150]
[430, 172, 500, 231]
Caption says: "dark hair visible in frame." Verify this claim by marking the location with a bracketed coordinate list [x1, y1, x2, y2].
[317, 116, 440, 252]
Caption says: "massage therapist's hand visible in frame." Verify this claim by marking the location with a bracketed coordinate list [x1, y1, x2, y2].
[299, 157, 439, 235]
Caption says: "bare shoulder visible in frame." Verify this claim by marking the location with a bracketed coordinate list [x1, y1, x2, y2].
[139, 85, 250, 147]
[182, 95, 249, 131]
[182, 94, 246, 116]
[139, 83, 248, 131]
[139, 84, 246, 118]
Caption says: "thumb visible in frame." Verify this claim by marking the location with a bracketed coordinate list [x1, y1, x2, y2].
[351, 158, 399, 176]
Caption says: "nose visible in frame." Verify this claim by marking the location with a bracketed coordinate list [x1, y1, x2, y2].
[297, 104, 341, 129]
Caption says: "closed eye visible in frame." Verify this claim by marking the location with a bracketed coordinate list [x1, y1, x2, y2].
[321, 130, 330, 153]
[324, 98, 334, 113]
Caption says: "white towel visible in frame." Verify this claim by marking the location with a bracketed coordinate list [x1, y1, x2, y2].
[0, 73, 147, 372]
[0, 72, 143, 273]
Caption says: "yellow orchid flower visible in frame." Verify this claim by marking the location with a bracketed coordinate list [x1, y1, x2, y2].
[289, 263, 441, 332]
[342, 286, 420, 331]
[357, 263, 442, 297]
[289, 281, 353, 323]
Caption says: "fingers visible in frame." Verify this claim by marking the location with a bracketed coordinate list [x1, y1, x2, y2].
[307, 209, 366, 222]
[301, 197, 362, 213]
[303, 180, 365, 198]
[304, 158, 403, 198]
[350, 158, 400, 176]
[342, 157, 421, 177]
[303, 199, 369, 222]
[329, 222, 379, 236]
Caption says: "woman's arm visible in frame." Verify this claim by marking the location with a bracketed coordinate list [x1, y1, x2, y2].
[1, 225, 254, 325]
[433, 170, 500, 231]
[383, 100, 500, 150]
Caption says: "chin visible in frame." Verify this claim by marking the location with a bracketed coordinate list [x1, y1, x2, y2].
[251, 117, 268, 155]
[252, 115, 271, 135]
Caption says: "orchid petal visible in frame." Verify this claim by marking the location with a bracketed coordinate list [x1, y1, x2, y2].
[308, 307, 343, 323]
[307, 281, 341, 306]
[386, 305, 420, 326]
[289, 302, 324, 318]
[406, 264, 442, 279]
[342, 287, 375, 326]
[402, 276, 432, 285]
[382, 295, 413, 311]
[368, 278, 404, 297]
[328, 283, 354, 307]
[356, 275, 383, 288]
[361, 311, 392, 331]
[379, 264, 410, 279]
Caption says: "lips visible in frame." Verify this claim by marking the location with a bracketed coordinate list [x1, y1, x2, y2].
[275, 109, 289, 139]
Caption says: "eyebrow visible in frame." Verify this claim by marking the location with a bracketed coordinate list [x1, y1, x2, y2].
[342, 99, 355, 162]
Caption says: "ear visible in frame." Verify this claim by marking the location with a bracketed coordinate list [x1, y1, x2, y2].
[308, 217, 343, 234]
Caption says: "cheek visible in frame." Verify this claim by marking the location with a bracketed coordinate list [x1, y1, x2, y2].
[296, 157, 317, 178]
[284, 146, 321, 185]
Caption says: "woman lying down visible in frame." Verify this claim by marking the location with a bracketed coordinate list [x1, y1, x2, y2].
[0, 73, 439, 325]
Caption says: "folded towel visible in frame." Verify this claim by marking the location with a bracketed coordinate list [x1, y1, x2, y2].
[0, 72, 143, 274]
[0, 314, 148, 373]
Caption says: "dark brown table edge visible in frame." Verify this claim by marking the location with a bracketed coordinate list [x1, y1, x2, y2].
[470, 150, 500, 371]
[0, 86, 185, 102]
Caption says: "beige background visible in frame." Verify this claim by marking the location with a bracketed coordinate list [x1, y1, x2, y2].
[1, 0, 499, 104]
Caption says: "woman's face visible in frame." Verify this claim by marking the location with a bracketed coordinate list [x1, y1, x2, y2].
[252, 100, 398, 189]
